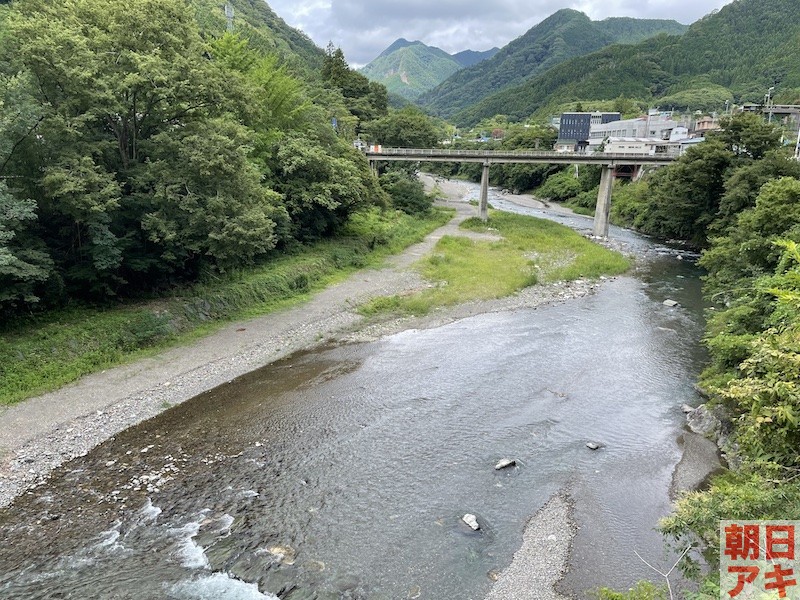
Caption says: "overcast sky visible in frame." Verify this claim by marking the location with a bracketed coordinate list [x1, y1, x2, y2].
[265, 0, 733, 67]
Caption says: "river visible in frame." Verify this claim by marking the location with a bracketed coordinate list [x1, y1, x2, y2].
[0, 185, 711, 599]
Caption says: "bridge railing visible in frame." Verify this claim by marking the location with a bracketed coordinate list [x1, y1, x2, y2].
[366, 147, 672, 161]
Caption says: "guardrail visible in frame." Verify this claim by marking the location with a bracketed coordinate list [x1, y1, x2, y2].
[364, 148, 675, 162]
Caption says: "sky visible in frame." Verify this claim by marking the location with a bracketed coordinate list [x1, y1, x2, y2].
[265, 0, 733, 67]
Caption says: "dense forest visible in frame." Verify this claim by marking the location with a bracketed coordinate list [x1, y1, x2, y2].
[0, 0, 431, 316]
[417, 9, 687, 121]
[451, 0, 800, 126]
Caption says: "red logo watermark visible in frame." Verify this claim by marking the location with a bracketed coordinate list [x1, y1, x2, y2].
[720, 521, 800, 599]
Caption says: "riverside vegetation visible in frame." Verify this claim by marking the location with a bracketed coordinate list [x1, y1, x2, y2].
[0, 0, 454, 403]
[0, 207, 451, 405]
[577, 116, 800, 598]
[359, 211, 630, 318]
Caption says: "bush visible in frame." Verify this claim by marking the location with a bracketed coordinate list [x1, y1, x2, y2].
[537, 169, 583, 202]
[379, 171, 433, 215]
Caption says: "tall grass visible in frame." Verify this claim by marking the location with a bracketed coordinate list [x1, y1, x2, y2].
[0, 207, 453, 405]
[359, 210, 630, 318]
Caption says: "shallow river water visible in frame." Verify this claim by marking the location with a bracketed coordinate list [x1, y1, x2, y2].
[0, 190, 710, 599]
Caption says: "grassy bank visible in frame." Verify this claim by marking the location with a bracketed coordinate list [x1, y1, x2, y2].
[0, 207, 453, 406]
[359, 210, 631, 318]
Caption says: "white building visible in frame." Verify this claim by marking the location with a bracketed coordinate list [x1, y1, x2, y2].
[588, 113, 689, 151]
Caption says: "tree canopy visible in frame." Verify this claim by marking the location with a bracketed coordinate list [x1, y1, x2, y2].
[0, 0, 393, 313]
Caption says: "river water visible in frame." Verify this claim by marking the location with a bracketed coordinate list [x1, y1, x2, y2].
[0, 188, 710, 599]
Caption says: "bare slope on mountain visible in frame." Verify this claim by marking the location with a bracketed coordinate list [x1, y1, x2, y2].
[360, 40, 463, 101]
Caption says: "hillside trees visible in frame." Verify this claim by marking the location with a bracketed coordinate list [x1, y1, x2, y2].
[0, 72, 53, 307]
[322, 44, 388, 127]
[0, 0, 390, 312]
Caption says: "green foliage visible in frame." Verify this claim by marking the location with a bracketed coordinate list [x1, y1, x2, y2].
[191, 0, 324, 73]
[0, 0, 390, 314]
[379, 171, 433, 215]
[420, 9, 686, 121]
[0, 207, 452, 404]
[537, 169, 583, 201]
[0, 184, 53, 307]
[656, 83, 734, 112]
[322, 44, 388, 125]
[360, 210, 629, 318]
[661, 472, 800, 573]
[593, 581, 667, 600]
[611, 140, 733, 246]
[710, 113, 782, 160]
[703, 241, 800, 469]
[700, 176, 800, 303]
[271, 134, 382, 240]
[363, 106, 441, 147]
[661, 223, 800, 590]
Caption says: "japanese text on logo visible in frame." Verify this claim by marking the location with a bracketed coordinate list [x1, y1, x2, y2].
[720, 520, 800, 599]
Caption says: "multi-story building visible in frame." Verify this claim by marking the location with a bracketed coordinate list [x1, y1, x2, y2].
[556, 112, 620, 152]
[588, 112, 687, 150]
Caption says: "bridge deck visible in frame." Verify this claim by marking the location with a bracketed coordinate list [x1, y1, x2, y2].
[365, 147, 676, 166]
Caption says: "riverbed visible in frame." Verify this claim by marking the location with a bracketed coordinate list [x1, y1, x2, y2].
[0, 181, 713, 599]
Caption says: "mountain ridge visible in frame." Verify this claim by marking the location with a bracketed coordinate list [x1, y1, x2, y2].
[450, 0, 800, 126]
[359, 38, 497, 101]
[417, 8, 688, 119]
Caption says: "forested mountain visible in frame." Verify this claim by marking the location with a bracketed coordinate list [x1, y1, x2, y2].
[193, 0, 324, 72]
[359, 39, 497, 101]
[453, 0, 800, 126]
[0, 0, 392, 312]
[360, 40, 462, 101]
[418, 9, 687, 120]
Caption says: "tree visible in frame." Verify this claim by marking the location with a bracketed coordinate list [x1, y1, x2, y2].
[132, 118, 286, 277]
[626, 140, 733, 245]
[712, 112, 782, 160]
[701, 177, 800, 303]
[0, 184, 53, 308]
[0, 71, 53, 309]
[270, 134, 381, 240]
[379, 171, 431, 215]
[364, 107, 440, 148]
[2, 0, 281, 296]
[322, 43, 388, 128]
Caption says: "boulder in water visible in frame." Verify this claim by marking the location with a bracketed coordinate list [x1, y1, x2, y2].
[462, 514, 480, 531]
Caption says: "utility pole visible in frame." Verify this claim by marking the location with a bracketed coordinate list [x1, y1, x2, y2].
[794, 122, 800, 161]
[766, 86, 775, 124]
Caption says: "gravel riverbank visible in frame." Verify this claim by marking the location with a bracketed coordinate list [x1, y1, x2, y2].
[0, 177, 611, 512]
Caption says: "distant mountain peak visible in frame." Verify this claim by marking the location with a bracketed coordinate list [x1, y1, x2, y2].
[361, 39, 497, 101]
[378, 38, 421, 59]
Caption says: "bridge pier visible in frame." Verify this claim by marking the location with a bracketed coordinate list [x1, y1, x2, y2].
[593, 165, 614, 238]
[479, 160, 490, 221]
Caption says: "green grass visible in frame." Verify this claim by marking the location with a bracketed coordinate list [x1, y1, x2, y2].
[359, 209, 631, 318]
[0, 207, 453, 406]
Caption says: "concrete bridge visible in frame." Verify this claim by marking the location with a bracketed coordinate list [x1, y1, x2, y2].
[365, 148, 676, 238]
